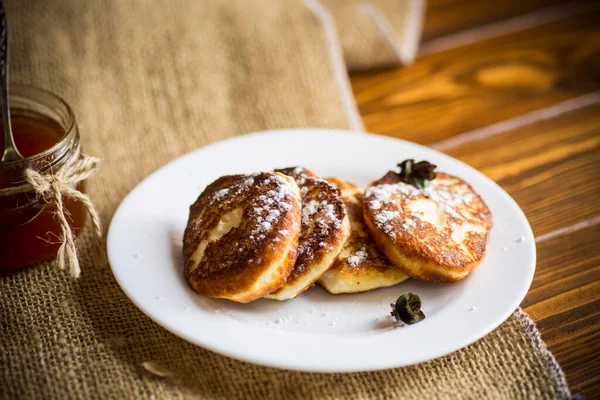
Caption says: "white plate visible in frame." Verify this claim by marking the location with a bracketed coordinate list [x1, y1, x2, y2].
[108, 129, 535, 372]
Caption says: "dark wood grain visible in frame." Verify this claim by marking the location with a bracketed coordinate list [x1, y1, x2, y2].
[444, 105, 600, 236]
[431, 106, 600, 398]
[423, 0, 575, 42]
[350, 2, 600, 396]
[355, 97, 600, 396]
[522, 224, 600, 398]
[351, 11, 600, 144]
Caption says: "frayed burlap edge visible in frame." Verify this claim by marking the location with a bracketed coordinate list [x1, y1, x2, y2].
[304, 0, 365, 132]
[357, 0, 425, 65]
[514, 308, 571, 399]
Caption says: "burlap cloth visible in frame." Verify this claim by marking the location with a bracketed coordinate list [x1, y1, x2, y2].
[1, 1, 570, 399]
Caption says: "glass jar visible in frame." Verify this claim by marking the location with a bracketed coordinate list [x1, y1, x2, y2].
[0, 85, 87, 270]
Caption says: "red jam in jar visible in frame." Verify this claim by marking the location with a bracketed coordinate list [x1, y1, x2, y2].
[0, 85, 87, 270]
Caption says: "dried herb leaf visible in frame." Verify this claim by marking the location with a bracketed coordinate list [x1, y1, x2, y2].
[397, 159, 437, 189]
[390, 292, 426, 325]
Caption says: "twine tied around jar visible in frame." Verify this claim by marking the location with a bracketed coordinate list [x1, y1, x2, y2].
[0, 151, 103, 277]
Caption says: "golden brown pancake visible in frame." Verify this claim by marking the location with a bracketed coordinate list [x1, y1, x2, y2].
[319, 178, 409, 294]
[363, 171, 492, 282]
[183, 172, 302, 303]
[265, 167, 351, 300]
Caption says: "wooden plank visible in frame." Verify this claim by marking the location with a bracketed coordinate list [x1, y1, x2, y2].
[351, 11, 600, 144]
[541, 304, 600, 398]
[422, 0, 573, 42]
[525, 225, 600, 309]
[443, 108, 600, 395]
[445, 105, 600, 236]
[521, 223, 600, 397]
[352, 2, 600, 397]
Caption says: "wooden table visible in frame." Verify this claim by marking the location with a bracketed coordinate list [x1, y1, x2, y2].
[350, 1, 600, 397]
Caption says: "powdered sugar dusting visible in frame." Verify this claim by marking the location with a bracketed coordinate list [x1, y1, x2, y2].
[284, 171, 347, 272]
[260, 221, 271, 230]
[320, 203, 338, 228]
[302, 200, 341, 232]
[245, 174, 299, 239]
[302, 200, 320, 225]
[401, 219, 416, 229]
[214, 188, 229, 199]
[375, 210, 399, 225]
[424, 180, 471, 220]
[365, 176, 483, 232]
[374, 210, 399, 233]
[264, 209, 281, 223]
[347, 247, 367, 267]
[463, 193, 475, 204]
[367, 183, 419, 204]
[211, 173, 261, 203]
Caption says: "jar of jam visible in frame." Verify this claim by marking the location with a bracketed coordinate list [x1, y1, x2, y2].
[0, 84, 87, 270]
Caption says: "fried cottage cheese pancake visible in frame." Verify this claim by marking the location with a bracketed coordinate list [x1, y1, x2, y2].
[265, 167, 350, 300]
[363, 171, 492, 282]
[319, 178, 409, 294]
[183, 172, 302, 303]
